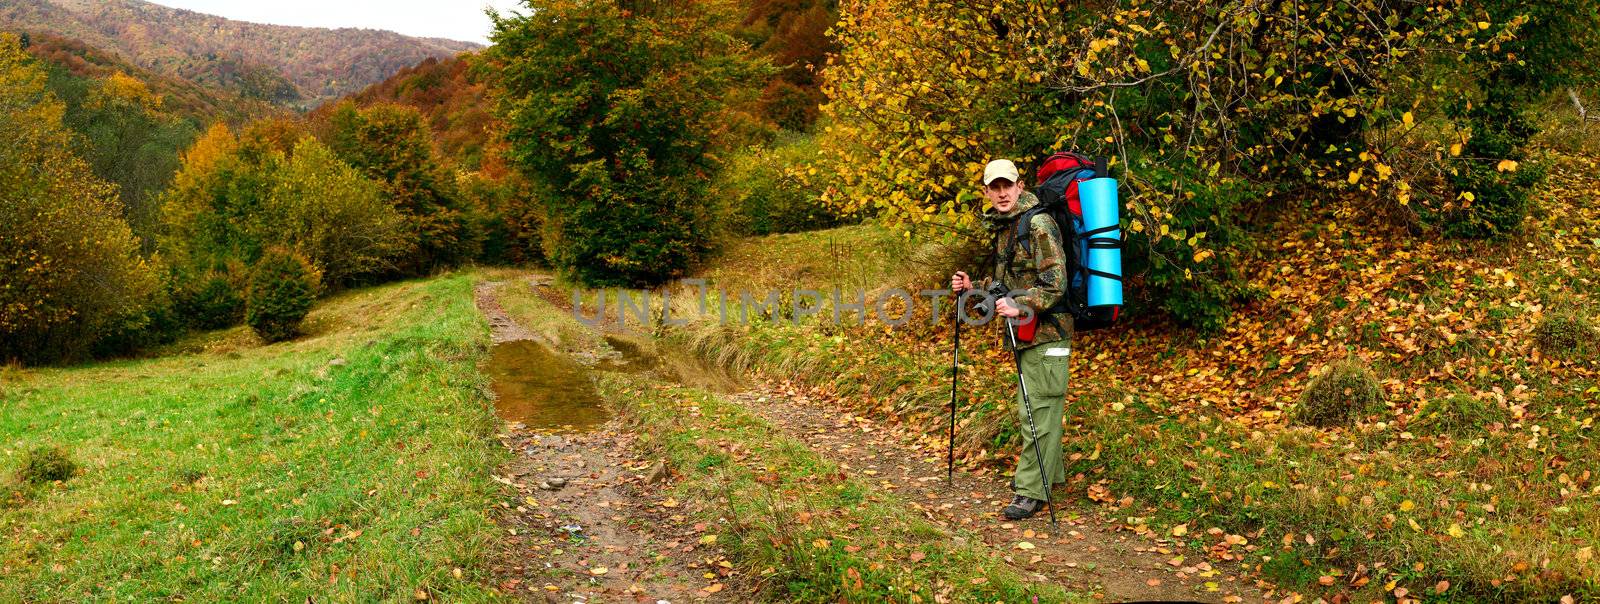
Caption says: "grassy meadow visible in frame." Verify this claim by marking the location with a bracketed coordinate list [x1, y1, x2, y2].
[0, 274, 505, 602]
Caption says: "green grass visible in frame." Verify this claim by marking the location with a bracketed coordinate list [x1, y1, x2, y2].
[599, 372, 1078, 603]
[697, 223, 921, 294]
[0, 273, 506, 602]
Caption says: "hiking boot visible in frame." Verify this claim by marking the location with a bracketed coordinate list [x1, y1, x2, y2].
[1002, 494, 1045, 520]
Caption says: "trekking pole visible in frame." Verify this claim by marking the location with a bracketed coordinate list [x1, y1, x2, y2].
[947, 312, 960, 483]
[1004, 318, 1058, 527]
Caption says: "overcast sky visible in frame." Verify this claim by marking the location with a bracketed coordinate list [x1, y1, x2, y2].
[147, 1, 528, 45]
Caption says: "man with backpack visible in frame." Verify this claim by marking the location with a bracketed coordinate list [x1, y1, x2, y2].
[950, 158, 1072, 521]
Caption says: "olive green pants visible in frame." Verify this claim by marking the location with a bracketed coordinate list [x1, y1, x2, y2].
[1011, 343, 1069, 501]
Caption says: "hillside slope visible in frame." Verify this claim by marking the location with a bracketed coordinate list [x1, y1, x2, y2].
[20, 30, 279, 125]
[665, 149, 1600, 600]
[310, 54, 499, 171]
[0, 0, 479, 108]
[0, 274, 503, 600]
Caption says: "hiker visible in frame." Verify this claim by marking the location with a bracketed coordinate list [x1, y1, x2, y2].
[950, 158, 1071, 521]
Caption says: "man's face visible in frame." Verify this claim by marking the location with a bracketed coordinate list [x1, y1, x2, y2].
[985, 179, 1022, 213]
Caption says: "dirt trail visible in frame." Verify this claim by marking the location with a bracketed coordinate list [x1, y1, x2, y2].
[731, 382, 1280, 603]
[477, 278, 1280, 602]
[478, 282, 541, 344]
[477, 281, 739, 603]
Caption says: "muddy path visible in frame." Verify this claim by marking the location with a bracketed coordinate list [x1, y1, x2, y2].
[476, 281, 740, 603]
[730, 383, 1279, 603]
[478, 281, 542, 345]
[477, 277, 1282, 602]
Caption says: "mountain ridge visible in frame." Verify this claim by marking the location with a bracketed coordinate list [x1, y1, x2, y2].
[0, 0, 481, 109]
[19, 29, 282, 125]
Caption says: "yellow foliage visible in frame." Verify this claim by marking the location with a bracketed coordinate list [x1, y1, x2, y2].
[90, 71, 162, 111]
[812, 0, 1518, 248]
[0, 34, 158, 360]
[175, 123, 238, 186]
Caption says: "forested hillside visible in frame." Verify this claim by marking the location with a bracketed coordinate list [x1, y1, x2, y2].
[737, 0, 836, 130]
[20, 30, 278, 124]
[0, 0, 478, 107]
[313, 0, 840, 170]
[310, 55, 500, 173]
[10, 31, 283, 249]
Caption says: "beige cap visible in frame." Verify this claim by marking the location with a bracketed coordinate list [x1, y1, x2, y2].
[982, 159, 1020, 185]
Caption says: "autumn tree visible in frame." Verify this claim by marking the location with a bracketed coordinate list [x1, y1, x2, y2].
[486, 0, 769, 286]
[0, 33, 159, 363]
[323, 101, 477, 275]
[814, 0, 1599, 330]
[161, 120, 407, 294]
[160, 122, 282, 275]
[738, 0, 838, 130]
[458, 169, 547, 266]
[264, 138, 408, 285]
[1435, 0, 1600, 238]
[54, 70, 199, 247]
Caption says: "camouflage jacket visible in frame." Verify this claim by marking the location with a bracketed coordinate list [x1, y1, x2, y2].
[981, 191, 1072, 349]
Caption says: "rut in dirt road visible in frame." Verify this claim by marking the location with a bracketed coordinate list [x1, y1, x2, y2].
[476, 281, 743, 603]
[731, 382, 1280, 604]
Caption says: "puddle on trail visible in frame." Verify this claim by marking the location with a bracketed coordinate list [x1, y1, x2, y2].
[485, 335, 741, 432]
[485, 340, 611, 432]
